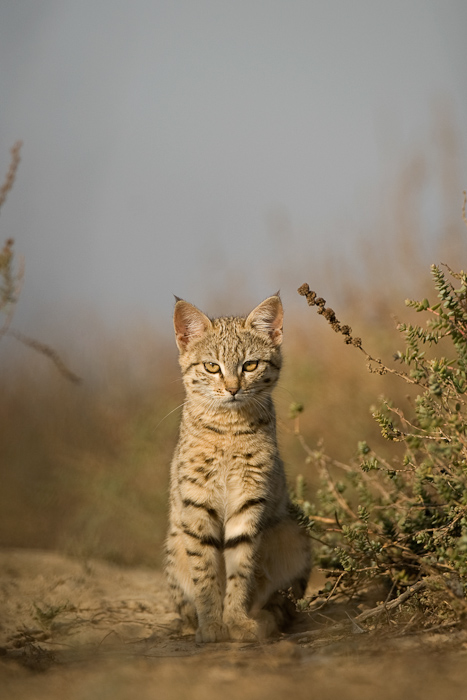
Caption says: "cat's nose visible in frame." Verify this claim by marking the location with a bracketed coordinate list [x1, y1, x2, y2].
[225, 384, 239, 396]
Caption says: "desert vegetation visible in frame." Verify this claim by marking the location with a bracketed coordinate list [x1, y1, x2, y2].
[294, 239, 467, 632]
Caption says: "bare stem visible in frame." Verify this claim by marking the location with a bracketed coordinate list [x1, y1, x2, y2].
[7, 329, 82, 384]
[0, 141, 22, 211]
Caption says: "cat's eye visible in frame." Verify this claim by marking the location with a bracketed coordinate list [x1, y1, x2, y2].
[204, 362, 221, 374]
[243, 360, 259, 372]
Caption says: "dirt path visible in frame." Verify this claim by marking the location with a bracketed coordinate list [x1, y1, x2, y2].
[1, 548, 467, 699]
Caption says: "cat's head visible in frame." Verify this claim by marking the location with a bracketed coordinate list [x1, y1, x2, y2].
[173, 295, 283, 410]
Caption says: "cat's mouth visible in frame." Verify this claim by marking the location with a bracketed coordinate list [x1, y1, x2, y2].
[224, 394, 242, 406]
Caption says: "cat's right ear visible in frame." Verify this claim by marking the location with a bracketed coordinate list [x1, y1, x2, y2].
[246, 295, 283, 346]
[173, 299, 212, 352]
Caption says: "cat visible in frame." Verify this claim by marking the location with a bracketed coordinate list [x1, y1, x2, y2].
[165, 294, 311, 642]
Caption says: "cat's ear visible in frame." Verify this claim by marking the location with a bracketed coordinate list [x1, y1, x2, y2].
[246, 295, 283, 346]
[173, 299, 212, 352]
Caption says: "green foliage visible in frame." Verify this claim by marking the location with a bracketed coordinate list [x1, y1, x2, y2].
[298, 263, 467, 622]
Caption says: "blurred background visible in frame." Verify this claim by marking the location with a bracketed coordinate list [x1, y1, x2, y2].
[0, 1, 466, 566]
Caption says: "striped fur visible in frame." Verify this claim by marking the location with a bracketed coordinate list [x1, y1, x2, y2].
[165, 295, 311, 642]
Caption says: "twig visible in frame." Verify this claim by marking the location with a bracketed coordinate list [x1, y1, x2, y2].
[353, 580, 426, 624]
[297, 282, 421, 387]
[7, 329, 82, 384]
[310, 515, 337, 525]
[308, 532, 337, 548]
[319, 460, 358, 520]
[0, 141, 22, 210]
[293, 430, 358, 520]
[308, 572, 347, 613]
[416, 619, 459, 635]
[0, 249, 24, 341]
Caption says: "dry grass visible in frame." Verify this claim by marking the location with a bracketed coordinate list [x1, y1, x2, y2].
[0, 331, 180, 566]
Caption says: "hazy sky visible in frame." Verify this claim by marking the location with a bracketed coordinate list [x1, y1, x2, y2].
[1, 1, 466, 336]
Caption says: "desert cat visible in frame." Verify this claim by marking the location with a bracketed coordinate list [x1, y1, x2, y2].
[165, 294, 311, 642]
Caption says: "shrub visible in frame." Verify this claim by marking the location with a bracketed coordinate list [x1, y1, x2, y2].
[296, 218, 467, 626]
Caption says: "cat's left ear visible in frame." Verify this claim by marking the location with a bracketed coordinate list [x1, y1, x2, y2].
[246, 294, 283, 346]
[173, 299, 212, 353]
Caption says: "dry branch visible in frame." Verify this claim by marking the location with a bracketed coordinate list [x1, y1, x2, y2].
[0, 141, 22, 210]
[8, 329, 82, 384]
[354, 580, 426, 624]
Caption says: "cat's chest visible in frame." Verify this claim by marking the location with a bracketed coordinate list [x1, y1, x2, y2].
[181, 408, 273, 449]
[179, 422, 273, 469]
[177, 427, 273, 488]
[179, 452, 268, 522]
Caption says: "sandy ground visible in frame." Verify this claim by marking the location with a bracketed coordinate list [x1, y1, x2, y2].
[2, 548, 467, 700]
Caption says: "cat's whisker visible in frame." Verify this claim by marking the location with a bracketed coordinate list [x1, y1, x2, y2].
[273, 384, 299, 400]
[169, 377, 185, 385]
[247, 394, 274, 422]
[154, 400, 187, 430]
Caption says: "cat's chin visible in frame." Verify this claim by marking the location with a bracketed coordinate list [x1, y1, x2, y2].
[219, 395, 246, 409]
[223, 396, 242, 407]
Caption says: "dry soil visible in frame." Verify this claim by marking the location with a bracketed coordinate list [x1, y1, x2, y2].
[2, 548, 467, 700]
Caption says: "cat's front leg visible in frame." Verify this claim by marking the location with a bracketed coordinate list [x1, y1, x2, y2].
[222, 530, 265, 641]
[181, 518, 228, 643]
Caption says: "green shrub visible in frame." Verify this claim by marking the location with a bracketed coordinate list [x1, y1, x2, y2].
[297, 251, 467, 625]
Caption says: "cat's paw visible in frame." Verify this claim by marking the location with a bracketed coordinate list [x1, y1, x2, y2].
[226, 611, 278, 641]
[254, 610, 278, 637]
[195, 621, 229, 643]
[226, 616, 263, 642]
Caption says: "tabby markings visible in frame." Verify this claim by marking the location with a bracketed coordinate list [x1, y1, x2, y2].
[182, 498, 219, 520]
[182, 527, 222, 550]
[224, 534, 253, 549]
[234, 497, 267, 514]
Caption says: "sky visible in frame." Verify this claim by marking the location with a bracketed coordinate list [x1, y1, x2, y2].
[0, 1, 466, 339]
